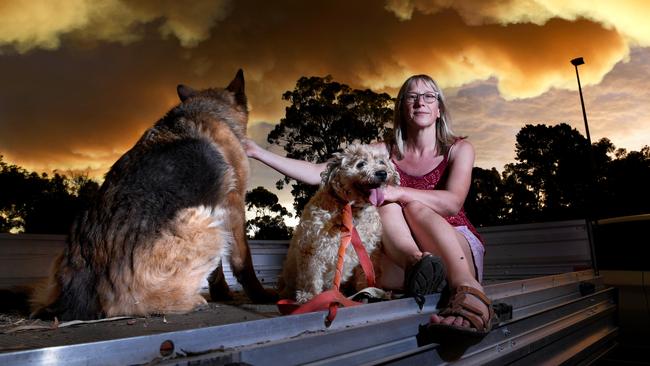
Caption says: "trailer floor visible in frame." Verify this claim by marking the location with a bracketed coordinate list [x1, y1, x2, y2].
[0, 274, 587, 354]
[0, 271, 622, 365]
[0, 292, 280, 353]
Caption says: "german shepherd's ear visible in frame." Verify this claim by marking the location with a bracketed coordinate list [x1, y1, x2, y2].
[226, 69, 247, 106]
[177, 84, 196, 102]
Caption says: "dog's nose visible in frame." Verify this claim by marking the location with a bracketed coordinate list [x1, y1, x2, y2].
[375, 170, 387, 181]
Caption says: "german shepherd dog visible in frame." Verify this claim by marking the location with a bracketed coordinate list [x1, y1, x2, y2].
[31, 70, 275, 320]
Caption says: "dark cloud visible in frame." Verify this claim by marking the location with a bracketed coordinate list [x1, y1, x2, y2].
[0, 0, 647, 184]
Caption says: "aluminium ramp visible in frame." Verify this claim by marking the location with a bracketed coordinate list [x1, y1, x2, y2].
[0, 270, 617, 365]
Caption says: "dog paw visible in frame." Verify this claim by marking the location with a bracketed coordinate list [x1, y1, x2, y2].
[295, 290, 314, 304]
[192, 297, 210, 312]
[194, 295, 208, 306]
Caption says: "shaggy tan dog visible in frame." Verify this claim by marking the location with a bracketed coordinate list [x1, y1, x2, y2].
[278, 144, 399, 303]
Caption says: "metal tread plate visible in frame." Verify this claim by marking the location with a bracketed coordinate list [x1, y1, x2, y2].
[0, 271, 618, 366]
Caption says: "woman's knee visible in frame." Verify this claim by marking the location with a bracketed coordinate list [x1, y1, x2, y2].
[403, 201, 440, 223]
[378, 202, 404, 219]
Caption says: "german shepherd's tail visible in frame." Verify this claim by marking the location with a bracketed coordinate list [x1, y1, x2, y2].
[30, 252, 103, 320]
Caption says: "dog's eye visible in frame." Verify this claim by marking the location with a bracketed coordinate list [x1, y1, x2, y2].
[356, 161, 366, 169]
[379, 160, 386, 165]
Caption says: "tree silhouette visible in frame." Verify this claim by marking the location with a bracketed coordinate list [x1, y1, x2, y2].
[501, 162, 543, 224]
[268, 76, 394, 215]
[490, 124, 649, 225]
[245, 186, 293, 240]
[0, 155, 99, 234]
[600, 145, 650, 218]
[500, 123, 598, 222]
[465, 167, 507, 226]
[0, 156, 28, 231]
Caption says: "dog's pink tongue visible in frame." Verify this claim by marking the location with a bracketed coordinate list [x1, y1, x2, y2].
[369, 188, 385, 207]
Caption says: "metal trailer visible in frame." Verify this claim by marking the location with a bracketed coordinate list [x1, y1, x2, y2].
[0, 220, 618, 365]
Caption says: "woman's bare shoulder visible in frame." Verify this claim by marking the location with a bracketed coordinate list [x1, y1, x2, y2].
[449, 139, 474, 162]
[454, 138, 473, 150]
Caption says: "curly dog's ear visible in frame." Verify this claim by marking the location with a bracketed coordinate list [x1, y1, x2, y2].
[321, 152, 343, 186]
[387, 159, 400, 186]
[321, 152, 345, 195]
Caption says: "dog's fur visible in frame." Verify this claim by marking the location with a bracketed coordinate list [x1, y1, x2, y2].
[278, 144, 399, 303]
[31, 70, 274, 320]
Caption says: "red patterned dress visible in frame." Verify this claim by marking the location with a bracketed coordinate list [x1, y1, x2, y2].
[392, 144, 485, 281]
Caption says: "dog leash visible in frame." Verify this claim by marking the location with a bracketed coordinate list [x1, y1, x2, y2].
[277, 203, 376, 324]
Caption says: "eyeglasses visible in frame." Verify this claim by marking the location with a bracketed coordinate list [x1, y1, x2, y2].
[404, 92, 439, 104]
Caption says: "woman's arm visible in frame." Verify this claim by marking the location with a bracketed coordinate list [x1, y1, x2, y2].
[384, 140, 475, 216]
[245, 139, 327, 186]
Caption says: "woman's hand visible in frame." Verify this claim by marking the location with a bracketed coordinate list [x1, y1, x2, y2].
[381, 185, 402, 204]
[243, 138, 260, 159]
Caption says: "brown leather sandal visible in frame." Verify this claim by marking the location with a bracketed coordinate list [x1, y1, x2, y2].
[426, 285, 496, 338]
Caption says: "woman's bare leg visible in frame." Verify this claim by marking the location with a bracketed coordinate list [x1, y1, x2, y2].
[377, 202, 423, 289]
[402, 201, 486, 329]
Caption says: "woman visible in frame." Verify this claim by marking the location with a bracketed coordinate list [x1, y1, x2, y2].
[246, 74, 493, 337]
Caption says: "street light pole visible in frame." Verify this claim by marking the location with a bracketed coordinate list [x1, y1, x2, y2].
[571, 57, 593, 146]
[570, 56, 598, 275]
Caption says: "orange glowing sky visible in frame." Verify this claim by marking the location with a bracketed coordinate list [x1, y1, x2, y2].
[1, 0, 649, 214]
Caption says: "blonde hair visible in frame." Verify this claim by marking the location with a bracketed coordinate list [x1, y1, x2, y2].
[392, 75, 462, 159]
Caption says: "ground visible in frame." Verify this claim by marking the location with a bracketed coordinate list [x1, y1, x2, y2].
[0, 292, 279, 353]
